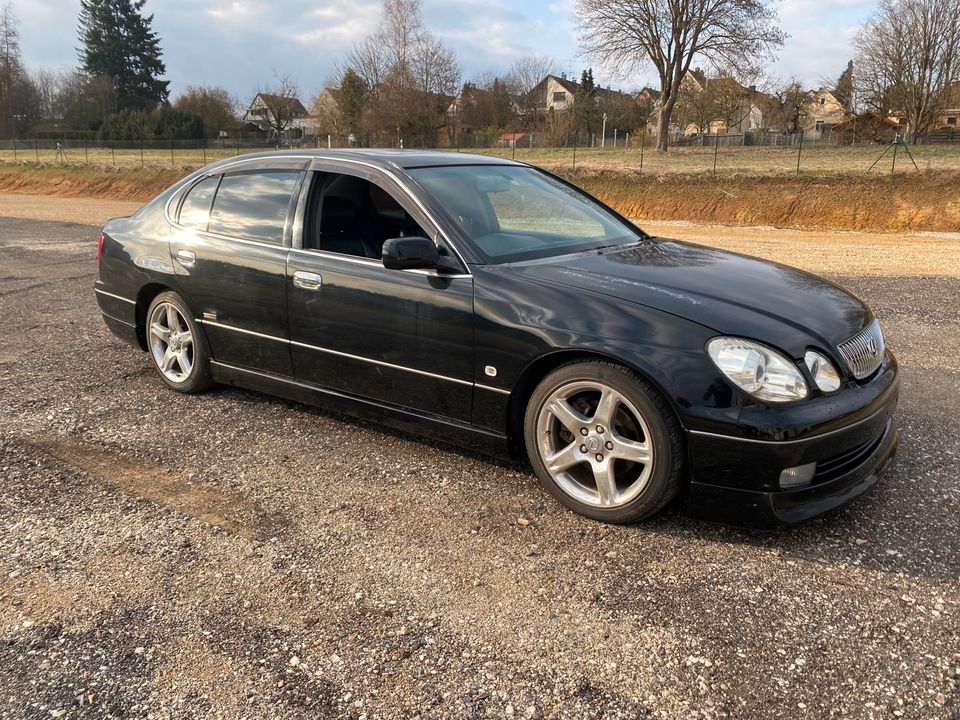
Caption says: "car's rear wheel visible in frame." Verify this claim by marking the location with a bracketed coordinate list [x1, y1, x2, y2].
[524, 360, 683, 523]
[146, 291, 212, 393]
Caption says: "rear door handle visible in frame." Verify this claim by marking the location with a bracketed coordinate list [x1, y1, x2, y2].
[292, 271, 322, 290]
[176, 249, 196, 267]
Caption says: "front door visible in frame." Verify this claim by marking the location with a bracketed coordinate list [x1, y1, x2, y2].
[286, 168, 475, 423]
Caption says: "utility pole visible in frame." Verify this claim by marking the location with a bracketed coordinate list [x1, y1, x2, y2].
[601, 113, 608, 148]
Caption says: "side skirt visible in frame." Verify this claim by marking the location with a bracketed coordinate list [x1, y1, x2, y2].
[209, 360, 512, 460]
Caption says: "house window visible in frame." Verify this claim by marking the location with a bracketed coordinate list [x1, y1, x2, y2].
[815, 120, 825, 132]
[948, 117, 957, 125]
[553, 91, 566, 102]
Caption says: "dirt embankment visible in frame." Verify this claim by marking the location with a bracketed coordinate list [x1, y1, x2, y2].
[1, 162, 959, 233]
[0, 164, 181, 202]
[559, 169, 960, 233]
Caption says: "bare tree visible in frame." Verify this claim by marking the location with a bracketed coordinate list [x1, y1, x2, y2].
[855, 0, 960, 143]
[253, 73, 303, 140]
[575, 0, 785, 152]
[337, 0, 461, 145]
[411, 32, 460, 138]
[174, 85, 237, 138]
[506, 54, 555, 126]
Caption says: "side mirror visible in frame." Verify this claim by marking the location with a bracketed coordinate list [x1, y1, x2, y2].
[381, 237, 439, 270]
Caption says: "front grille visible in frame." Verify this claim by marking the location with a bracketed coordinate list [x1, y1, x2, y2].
[838, 320, 885, 380]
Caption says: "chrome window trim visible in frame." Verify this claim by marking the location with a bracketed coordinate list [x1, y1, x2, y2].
[161, 152, 473, 274]
[288, 247, 379, 266]
[163, 157, 315, 240]
[95, 288, 136, 305]
[688, 405, 889, 445]
[303, 156, 473, 275]
[288, 247, 472, 279]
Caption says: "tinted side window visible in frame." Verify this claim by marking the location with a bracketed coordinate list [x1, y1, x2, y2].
[208, 171, 300, 244]
[307, 173, 426, 258]
[178, 175, 220, 229]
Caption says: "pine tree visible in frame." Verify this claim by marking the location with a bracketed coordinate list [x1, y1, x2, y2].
[78, 0, 168, 111]
[577, 67, 599, 135]
[0, 3, 21, 136]
[834, 60, 855, 114]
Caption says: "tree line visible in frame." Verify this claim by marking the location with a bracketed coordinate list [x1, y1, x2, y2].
[0, 0, 957, 150]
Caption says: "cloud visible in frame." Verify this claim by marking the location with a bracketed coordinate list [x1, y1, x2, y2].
[206, 0, 267, 25]
[10, 0, 878, 102]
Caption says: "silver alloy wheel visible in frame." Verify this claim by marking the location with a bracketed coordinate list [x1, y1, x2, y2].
[148, 302, 194, 384]
[535, 380, 654, 508]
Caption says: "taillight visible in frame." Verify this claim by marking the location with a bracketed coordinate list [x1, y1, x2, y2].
[96, 232, 105, 266]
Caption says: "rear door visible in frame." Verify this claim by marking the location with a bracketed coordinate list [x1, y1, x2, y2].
[169, 159, 306, 375]
[285, 164, 475, 423]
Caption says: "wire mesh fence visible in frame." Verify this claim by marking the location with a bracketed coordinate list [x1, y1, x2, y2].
[1, 130, 958, 176]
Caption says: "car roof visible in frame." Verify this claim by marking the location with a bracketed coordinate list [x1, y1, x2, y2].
[205, 148, 525, 172]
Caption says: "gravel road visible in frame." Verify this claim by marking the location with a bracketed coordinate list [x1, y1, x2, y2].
[1, 216, 958, 719]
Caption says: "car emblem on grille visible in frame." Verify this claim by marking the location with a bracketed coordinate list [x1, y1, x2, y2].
[866, 337, 878, 356]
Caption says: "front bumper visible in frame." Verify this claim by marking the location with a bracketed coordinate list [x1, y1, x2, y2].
[685, 357, 900, 527]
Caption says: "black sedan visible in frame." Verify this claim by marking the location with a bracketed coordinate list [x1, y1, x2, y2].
[94, 150, 899, 526]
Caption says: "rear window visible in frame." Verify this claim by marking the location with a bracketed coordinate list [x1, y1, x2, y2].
[207, 171, 300, 244]
[178, 175, 220, 230]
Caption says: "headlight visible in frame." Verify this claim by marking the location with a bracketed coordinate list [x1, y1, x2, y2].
[804, 350, 841, 393]
[707, 337, 808, 403]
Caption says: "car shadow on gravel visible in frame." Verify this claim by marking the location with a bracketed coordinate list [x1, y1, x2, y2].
[219, 384, 958, 583]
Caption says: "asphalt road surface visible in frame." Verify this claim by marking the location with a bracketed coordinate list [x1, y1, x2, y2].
[1, 217, 958, 719]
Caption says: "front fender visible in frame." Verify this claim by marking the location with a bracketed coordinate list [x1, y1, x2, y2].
[472, 267, 743, 435]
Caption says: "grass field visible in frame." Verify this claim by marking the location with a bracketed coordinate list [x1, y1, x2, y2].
[2, 140, 959, 176]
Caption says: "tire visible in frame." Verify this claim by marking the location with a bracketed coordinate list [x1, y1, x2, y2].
[523, 360, 683, 524]
[145, 291, 213, 394]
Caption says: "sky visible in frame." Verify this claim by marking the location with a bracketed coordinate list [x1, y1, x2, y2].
[11, 0, 878, 105]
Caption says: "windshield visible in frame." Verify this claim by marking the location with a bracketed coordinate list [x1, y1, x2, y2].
[409, 165, 641, 263]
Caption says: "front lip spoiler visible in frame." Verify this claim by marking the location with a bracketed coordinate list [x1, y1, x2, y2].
[686, 420, 899, 528]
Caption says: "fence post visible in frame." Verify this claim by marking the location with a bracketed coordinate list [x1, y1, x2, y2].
[572, 131, 577, 171]
[639, 132, 645, 174]
[170, 141, 174, 166]
[34, 140, 39, 162]
[110, 143, 115, 166]
[140, 141, 144, 168]
[712, 134, 719, 175]
[891, 136, 898, 174]
[235, 134, 240, 156]
[11, 139, 16, 162]
[796, 130, 804, 176]
[83, 138, 88, 164]
[202, 139, 206, 165]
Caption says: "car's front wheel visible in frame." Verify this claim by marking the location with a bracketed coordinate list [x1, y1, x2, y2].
[145, 291, 212, 393]
[524, 361, 683, 523]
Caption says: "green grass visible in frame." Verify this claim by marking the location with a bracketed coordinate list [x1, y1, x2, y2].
[1, 140, 958, 177]
[472, 142, 960, 176]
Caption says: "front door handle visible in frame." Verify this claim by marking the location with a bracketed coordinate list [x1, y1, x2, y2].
[292, 270, 323, 290]
[176, 249, 196, 267]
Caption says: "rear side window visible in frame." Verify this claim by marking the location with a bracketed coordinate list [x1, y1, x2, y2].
[178, 175, 220, 229]
[208, 171, 300, 244]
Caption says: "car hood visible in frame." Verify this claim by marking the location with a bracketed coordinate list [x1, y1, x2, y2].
[509, 239, 871, 357]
